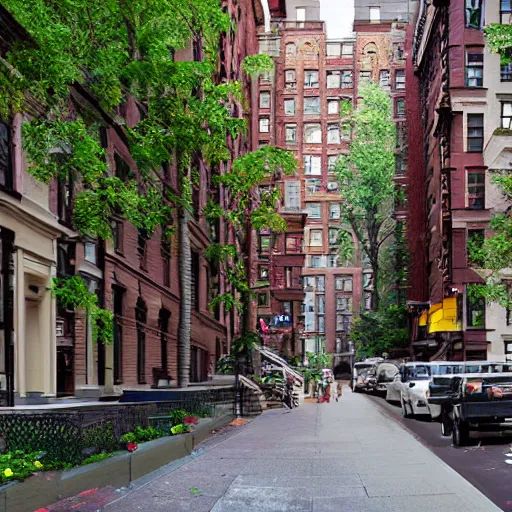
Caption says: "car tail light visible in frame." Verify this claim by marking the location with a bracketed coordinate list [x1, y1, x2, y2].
[466, 380, 482, 394]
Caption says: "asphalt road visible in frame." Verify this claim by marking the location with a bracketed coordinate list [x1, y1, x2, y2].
[365, 392, 512, 512]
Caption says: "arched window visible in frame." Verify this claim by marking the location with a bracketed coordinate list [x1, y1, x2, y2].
[286, 43, 296, 56]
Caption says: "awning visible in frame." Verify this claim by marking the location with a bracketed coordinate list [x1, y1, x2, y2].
[427, 297, 462, 334]
[255, 346, 304, 385]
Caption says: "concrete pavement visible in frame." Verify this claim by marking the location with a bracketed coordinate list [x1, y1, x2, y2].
[104, 388, 502, 511]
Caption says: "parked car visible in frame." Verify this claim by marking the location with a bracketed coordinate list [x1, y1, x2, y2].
[428, 362, 512, 434]
[368, 361, 400, 395]
[436, 373, 512, 446]
[352, 361, 377, 392]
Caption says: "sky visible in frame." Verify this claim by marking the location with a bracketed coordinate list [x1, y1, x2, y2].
[320, 0, 355, 39]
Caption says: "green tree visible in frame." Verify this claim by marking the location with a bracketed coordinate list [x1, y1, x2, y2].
[335, 83, 396, 311]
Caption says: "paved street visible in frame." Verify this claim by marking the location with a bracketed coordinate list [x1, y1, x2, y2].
[94, 389, 501, 512]
[366, 393, 512, 512]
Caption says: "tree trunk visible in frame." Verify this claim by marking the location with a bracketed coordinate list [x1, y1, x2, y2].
[178, 167, 192, 388]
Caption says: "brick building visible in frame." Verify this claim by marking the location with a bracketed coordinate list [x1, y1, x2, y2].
[0, 0, 264, 404]
[408, 0, 512, 360]
[255, 0, 362, 367]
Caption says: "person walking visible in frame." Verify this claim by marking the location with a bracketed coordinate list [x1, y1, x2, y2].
[336, 381, 343, 402]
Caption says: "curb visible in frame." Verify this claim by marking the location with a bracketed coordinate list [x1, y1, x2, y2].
[0, 412, 235, 512]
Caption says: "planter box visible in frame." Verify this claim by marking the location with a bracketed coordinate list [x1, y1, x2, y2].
[0, 412, 236, 512]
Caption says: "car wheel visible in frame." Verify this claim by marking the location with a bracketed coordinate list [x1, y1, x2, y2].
[401, 398, 410, 418]
[452, 419, 469, 447]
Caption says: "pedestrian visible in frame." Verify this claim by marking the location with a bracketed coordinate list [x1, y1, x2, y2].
[332, 380, 338, 402]
[337, 381, 343, 401]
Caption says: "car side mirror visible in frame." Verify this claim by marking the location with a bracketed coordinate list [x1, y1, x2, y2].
[409, 382, 415, 388]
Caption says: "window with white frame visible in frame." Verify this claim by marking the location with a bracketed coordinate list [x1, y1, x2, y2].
[304, 70, 319, 88]
[341, 71, 353, 88]
[329, 228, 339, 245]
[304, 155, 321, 174]
[328, 99, 339, 114]
[285, 69, 296, 88]
[309, 229, 323, 246]
[342, 43, 354, 57]
[328, 254, 339, 267]
[379, 70, 390, 87]
[328, 124, 340, 143]
[396, 98, 405, 118]
[284, 181, 301, 210]
[466, 52, 483, 87]
[327, 71, 341, 88]
[259, 92, 270, 109]
[335, 275, 353, 292]
[306, 202, 321, 219]
[296, 7, 306, 21]
[328, 155, 340, 172]
[304, 124, 322, 143]
[326, 43, 341, 57]
[284, 98, 296, 115]
[329, 203, 341, 219]
[369, 6, 380, 21]
[84, 242, 97, 264]
[395, 69, 405, 89]
[501, 0, 512, 23]
[259, 118, 269, 133]
[501, 101, 512, 129]
[359, 71, 371, 83]
[285, 124, 297, 143]
[304, 96, 321, 114]
[306, 178, 322, 196]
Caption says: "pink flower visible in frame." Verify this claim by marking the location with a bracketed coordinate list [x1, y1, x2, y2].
[184, 416, 198, 425]
[127, 442, 138, 452]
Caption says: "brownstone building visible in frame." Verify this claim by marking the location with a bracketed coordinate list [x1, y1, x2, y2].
[255, 0, 362, 364]
[0, 0, 265, 404]
[408, 0, 512, 361]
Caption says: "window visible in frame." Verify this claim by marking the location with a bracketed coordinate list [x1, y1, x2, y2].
[257, 292, 269, 307]
[341, 122, 351, 140]
[342, 71, 353, 88]
[336, 314, 351, 332]
[501, 101, 512, 129]
[328, 155, 340, 172]
[393, 43, 404, 61]
[311, 255, 323, 268]
[336, 295, 353, 312]
[328, 124, 340, 144]
[286, 235, 302, 253]
[501, 63, 512, 82]
[115, 153, 132, 181]
[326, 43, 341, 57]
[285, 180, 301, 210]
[304, 70, 319, 88]
[329, 228, 339, 245]
[467, 229, 485, 267]
[306, 178, 322, 196]
[310, 229, 323, 246]
[259, 234, 272, 255]
[258, 264, 269, 280]
[396, 98, 405, 118]
[317, 276, 325, 291]
[304, 96, 320, 114]
[317, 315, 325, 333]
[466, 53, 483, 87]
[466, 0, 483, 28]
[328, 254, 339, 267]
[327, 71, 341, 89]
[112, 285, 125, 383]
[137, 228, 148, 269]
[359, 71, 371, 83]
[369, 6, 380, 21]
[285, 70, 297, 88]
[329, 203, 341, 219]
[501, 0, 512, 23]
[111, 220, 123, 253]
[395, 70, 405, 89]
[84, 242, 97, 264]
[342, 44, 354, 57]
[259, 118, 269, 133]
[304, 124, 322, 143]
[284, 98, 296, 115]
[161, 232, 171, 287]
[286, 43, 296, 56]
[379, 70, 390, 87]
[396, 155, 407, 175]
[467, 114, 484, 152]
[285, 124, 297, 143]
[303, 155, 321, 174]
[306, 202, 321, 219]
[328, 100, 339, 115]
[296, 7, 306, 21]
[0, 120, 12, 191]
[467, 169, 485, 209]
[335, 275, 353, 291]
[260, 92, 270, 108]
[467, 294, 485, 328]
[135, 297, 148, 384]
[260, 72, 272, 83]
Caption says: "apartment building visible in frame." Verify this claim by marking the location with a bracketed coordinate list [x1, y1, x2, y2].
[255, 0, 362, 365]
[408, 0, 512, 360]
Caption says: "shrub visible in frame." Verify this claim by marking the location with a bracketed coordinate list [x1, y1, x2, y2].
[0, 451, 46, 483]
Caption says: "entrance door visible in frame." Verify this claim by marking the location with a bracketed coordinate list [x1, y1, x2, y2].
[57, 346, 74, 395]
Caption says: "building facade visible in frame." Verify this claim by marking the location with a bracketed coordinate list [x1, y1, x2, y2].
[0, 0, 264, 405]
[256, 0, 362, 368]
[408, 0, 512, 361]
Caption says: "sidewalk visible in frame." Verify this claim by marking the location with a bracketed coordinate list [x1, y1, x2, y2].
[101, 388, 501, 512]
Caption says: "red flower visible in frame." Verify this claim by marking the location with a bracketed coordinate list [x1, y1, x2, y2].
[127, 442, 138, 452]
[184, 416, 198, 425]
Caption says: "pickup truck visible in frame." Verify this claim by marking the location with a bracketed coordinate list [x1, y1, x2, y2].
[429, 373, 512, 446]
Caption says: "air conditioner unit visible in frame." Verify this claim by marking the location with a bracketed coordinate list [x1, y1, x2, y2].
[327, 182, 339, 191]
[25, 282, 45, 302]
